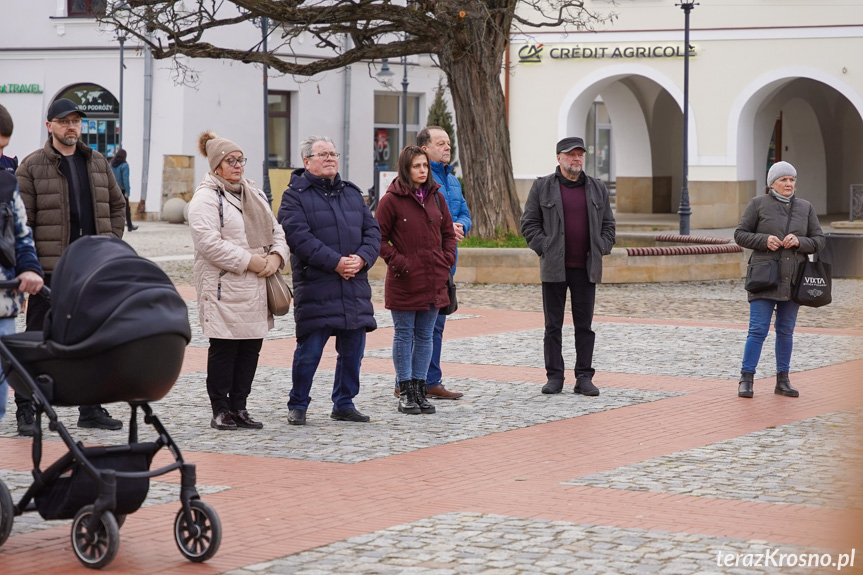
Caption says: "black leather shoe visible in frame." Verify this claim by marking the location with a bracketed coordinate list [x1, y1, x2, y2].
[210, 411, 237, 430]
[541, 380, 563, 394]
[128, 225, 139, 231]
[574, 378, 600, 396]
[774, 372, 799, 397]
[78, 406, 123, 430]
[231, 409, 264, 429]
[288, 409, 306, 426]
[330, 407, 370, 422]
[738, 372, 754, 398]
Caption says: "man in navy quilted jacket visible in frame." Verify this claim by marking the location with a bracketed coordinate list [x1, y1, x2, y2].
[278, 136, 381, 426]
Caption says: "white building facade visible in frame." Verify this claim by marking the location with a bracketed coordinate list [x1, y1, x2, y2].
[0, 1, 448, 214]
[508, 0, 863, 228]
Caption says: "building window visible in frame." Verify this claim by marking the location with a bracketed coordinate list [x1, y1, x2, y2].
[373, 93, 420, 171]
[68, 0, 107, 17]
[267, 91, 291, 169]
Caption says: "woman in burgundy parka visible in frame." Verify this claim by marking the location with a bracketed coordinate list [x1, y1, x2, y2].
[376, 146, 457, 415]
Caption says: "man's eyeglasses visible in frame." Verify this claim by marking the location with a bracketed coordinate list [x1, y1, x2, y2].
[52, 118, 82, 127]
[224, 157, 247, 167]
[307, 152, 340, 160]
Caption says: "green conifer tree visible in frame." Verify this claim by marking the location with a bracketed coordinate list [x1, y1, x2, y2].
[426, 78, 457, 173]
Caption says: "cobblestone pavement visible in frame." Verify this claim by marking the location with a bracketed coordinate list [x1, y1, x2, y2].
[122, 222, 863, 329]
[224, 512, 838, 575]
[565, 409, 863, 510]
[1, 221, 861, 574]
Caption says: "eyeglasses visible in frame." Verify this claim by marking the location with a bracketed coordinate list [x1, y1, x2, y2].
[52, 118, 82, 127]
[307, 152, 340, 160]
[224, 157, 247, 167]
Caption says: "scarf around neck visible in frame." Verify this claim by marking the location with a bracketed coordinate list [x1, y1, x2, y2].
[769, 189, 795, 204]
[212, 173, 274, 249]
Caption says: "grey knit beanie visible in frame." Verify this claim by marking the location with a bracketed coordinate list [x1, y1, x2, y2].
[767, 161, 796, 187]
[198, 131, 243, 172]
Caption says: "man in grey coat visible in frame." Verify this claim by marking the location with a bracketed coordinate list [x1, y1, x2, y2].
[520, 137, 615, 396]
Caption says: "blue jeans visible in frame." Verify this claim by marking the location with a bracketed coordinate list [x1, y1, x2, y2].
[289, 327, 366, 411]
[0, 317, 15, 420]
[425, 312, 447, 386]
[391, 308, 440, 383]
[741, 298, 800, 375]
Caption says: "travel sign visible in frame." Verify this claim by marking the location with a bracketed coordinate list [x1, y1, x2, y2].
[0, 83, 43, 94]
[518, 43, 696, 64]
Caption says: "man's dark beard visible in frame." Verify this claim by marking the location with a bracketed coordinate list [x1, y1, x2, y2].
[56, 135, 78, 147]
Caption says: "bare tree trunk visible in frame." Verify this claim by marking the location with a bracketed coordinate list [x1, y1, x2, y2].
[441, 8, 522, 238]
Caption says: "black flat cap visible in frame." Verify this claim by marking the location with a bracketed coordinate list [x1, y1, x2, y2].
[556, 137, 586, 154]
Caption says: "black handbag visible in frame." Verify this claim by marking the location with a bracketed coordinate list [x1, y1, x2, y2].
[744, 259, 779, 293]
[441, 272, 458, 315]
[744, 198, 794, 294]
[793, 255, 832, 307]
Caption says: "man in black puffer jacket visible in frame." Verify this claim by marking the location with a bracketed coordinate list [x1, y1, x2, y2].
[278, 135, 380, 426]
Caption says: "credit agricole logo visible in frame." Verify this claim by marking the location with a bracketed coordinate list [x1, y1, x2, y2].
[518, 44, 544, 64]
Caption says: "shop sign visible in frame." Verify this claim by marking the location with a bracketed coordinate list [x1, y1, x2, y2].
[58, 84, 120, 115]
[0, 83, 43, 94]
[518, 43, 696, 64]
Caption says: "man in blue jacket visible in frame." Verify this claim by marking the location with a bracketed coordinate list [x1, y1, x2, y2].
[414, 126, 471, 399]
[278, 136, 381, 425]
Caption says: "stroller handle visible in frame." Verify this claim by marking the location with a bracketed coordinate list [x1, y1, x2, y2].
[0, 279, 51, 298]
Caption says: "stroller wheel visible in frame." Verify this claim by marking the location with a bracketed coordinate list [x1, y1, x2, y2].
[174, 499, 221, 563]
[71, 505, 120, 569]
[0, 480, 13, 546]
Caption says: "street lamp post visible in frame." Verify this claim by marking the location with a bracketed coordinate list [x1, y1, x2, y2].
[677, 1, 697, 235]
[118, 33, 125, 150]
[400, 56, 409, 151]
[261, 17, 272, 203]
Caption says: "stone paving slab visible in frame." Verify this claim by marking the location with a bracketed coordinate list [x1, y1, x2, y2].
[2, 370, 680, 463]
[564, 409, 863, 510]
[366, 324, 863, 380]
[222, 512, 843, 575]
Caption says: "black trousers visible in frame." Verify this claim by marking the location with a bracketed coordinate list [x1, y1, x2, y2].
[541, 267, 596, 384]
[17, 284, 102, 418]
[124, 196, 135, 230]
[206, 338, 263, 416]
[15, 285, 51, 413]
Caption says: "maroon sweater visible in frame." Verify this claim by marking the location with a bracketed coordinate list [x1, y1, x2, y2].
[559, 173, 589, 269]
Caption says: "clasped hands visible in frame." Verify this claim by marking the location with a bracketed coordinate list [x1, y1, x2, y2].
[766, 233, 799, 251]
[247, 253, 283, 277]
[335, 254, 366, 280]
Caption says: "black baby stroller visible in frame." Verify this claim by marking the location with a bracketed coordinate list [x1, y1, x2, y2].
[0, 236, 221, 569]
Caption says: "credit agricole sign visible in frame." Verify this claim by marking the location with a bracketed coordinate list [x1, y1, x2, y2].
[518, 44, 696, 64]
[0, 84, 43, 94]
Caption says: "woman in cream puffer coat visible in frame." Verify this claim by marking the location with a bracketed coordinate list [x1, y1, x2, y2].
[188, 132, 288, 431]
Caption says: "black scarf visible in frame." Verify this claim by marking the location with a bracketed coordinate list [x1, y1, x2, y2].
[555, 166, 586, 188]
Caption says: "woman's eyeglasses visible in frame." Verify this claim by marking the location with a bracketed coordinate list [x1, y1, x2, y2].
[225, 157, 247, 167]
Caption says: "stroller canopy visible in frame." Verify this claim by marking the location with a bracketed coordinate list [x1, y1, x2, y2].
[44, 236, 191, 358]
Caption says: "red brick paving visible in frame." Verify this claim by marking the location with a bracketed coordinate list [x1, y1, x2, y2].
[1, 302, 861, 573]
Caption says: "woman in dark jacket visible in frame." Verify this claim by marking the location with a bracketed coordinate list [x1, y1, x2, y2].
[110, 148, 137, 231]
[734, 161, 825, 398]
[376, 146, 457, 415]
